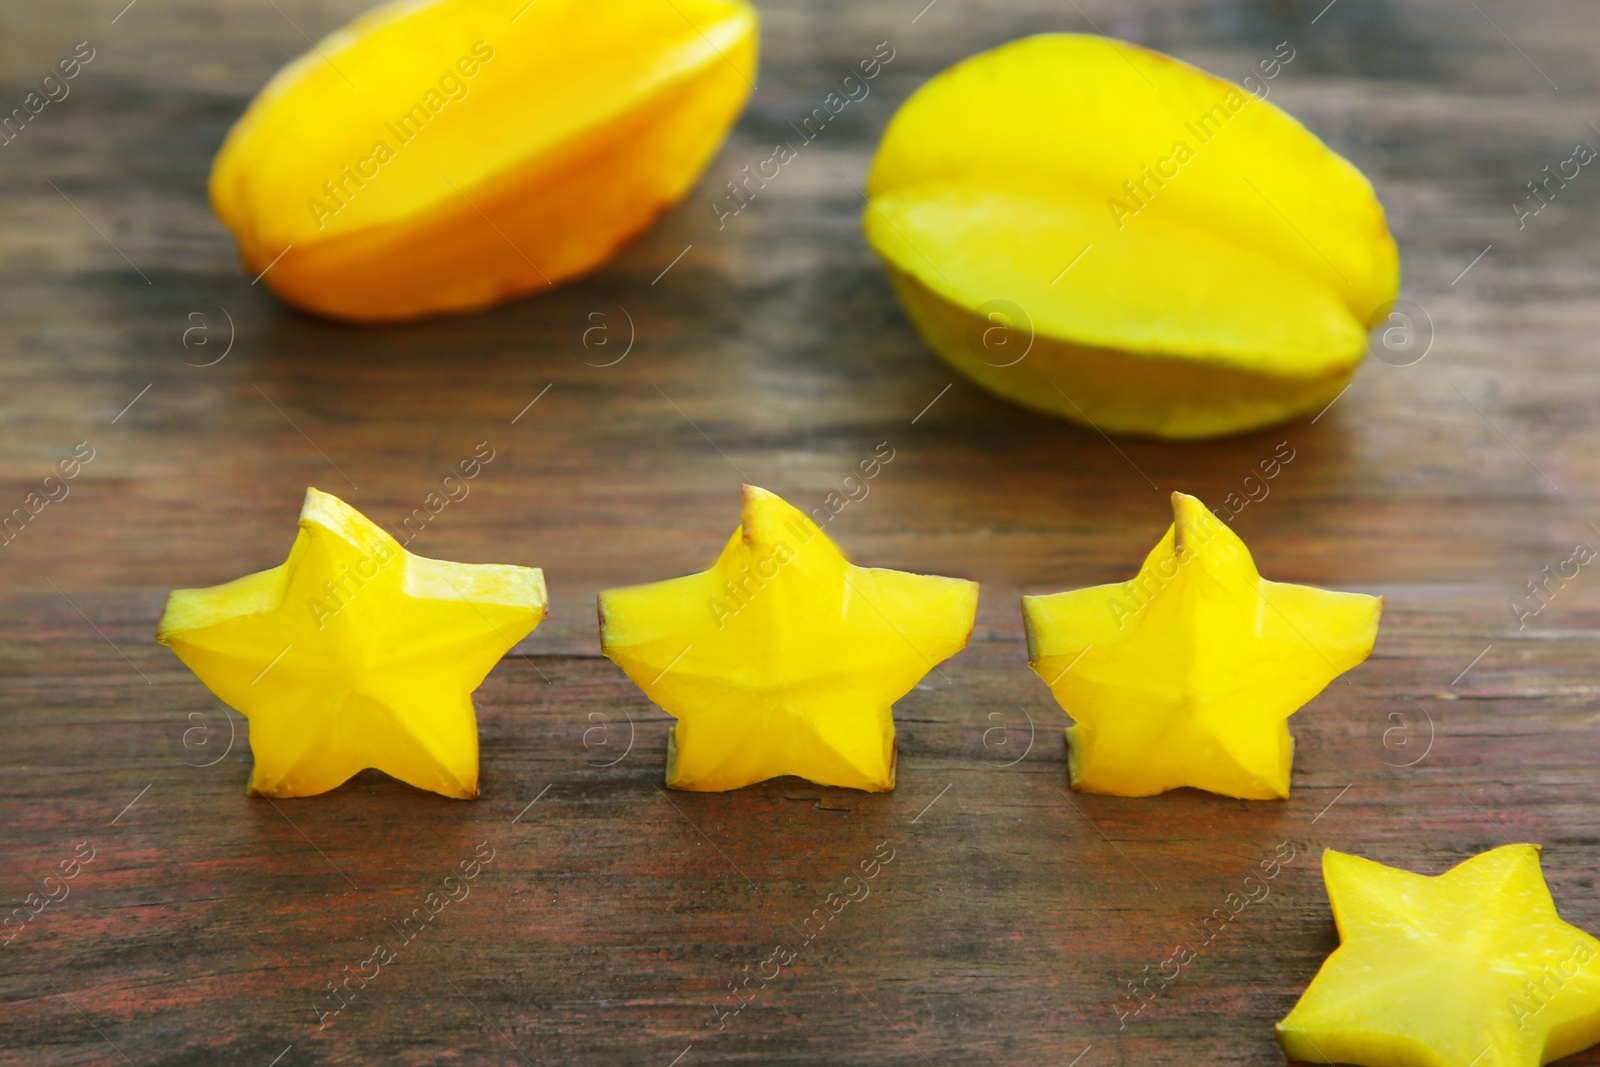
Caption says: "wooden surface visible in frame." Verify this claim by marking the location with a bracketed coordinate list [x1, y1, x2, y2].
[5, 0, 1600, 1063]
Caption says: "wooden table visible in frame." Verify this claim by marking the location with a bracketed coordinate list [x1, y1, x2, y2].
[4, 0, 1599, 1062]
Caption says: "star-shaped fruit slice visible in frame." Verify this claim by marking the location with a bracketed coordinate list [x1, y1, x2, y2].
[598, 485, 978, 792]
[1022, 491, 1381, 799]
[1278, 844, 1600, 1067]
[156, 488, 546, 799]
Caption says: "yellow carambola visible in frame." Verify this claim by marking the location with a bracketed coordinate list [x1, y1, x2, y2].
[863, 33, 1400, 439]
[599, 485, 978, 792]
[155, 488, 546, 799]
[1278, 845, 1600, 1067]
[209, 0, 757, 321]
[1023, 492, 1381, 799]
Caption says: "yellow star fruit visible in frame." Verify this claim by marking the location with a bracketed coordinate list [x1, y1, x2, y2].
[155, 488, 546, 799]
[863, 34, 1400, 439]
[1022, 492, 1381, 798]
[1279, 844, 1600, 1067]
[598, 485, 978, 792]
[210, 0, 758, 321]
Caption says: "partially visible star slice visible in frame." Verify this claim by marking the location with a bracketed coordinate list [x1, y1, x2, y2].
[598, 485, 978, 792]
[1279, 844, 1600, 1067]
[1022, 491, 1381, 799]
[156, 488, 546, 799]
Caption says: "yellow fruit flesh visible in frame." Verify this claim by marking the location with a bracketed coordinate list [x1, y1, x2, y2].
[1279, 846, 1600, 1067]
[1023, 492, 1381, 798]
[211, 0, 757, 321]
[156, 488, 546, 798]
[599, 486, 977, 792]
[864, 33, 1399, 439]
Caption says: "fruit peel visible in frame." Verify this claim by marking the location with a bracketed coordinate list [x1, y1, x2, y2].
[883, 268, 1356, 440]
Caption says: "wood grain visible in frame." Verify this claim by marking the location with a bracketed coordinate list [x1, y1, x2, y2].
[4, 0, 1600, 1063]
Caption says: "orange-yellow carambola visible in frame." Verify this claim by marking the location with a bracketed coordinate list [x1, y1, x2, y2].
[211, 0, 758, 321]
[599, 485, 978, 792]
[1023, 492, 1381, 799]
[863, 34, 1400, 439]
[156, 488, 546, 798]
[1278, 845, 1600, 1067]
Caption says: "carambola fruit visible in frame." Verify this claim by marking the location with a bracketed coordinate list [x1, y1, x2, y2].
[598, 485, 977, 792]
[1022, 492, 1381, 799]
[863, 33, 1399, 439]
[211, 0, 758, 321]
[155, 488, 546, 798]
[1278, 845, 1600, 1067]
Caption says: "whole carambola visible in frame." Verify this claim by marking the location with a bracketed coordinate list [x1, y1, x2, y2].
[210, 0, 758, 322]
[863, 33, 1400, 439]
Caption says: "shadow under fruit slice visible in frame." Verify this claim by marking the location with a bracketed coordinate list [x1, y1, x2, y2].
[211, 0, 757, 322]
[863, 34, 1399, 440]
